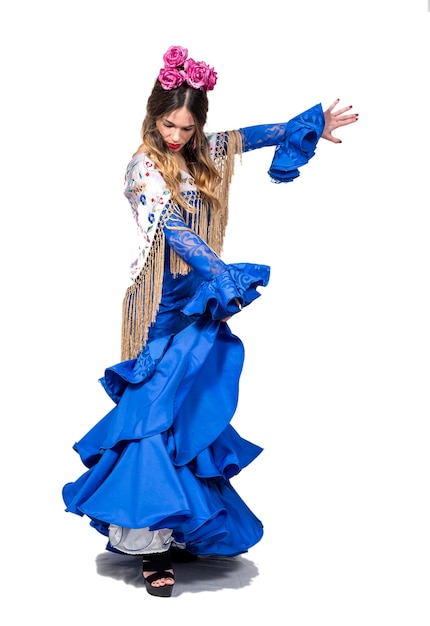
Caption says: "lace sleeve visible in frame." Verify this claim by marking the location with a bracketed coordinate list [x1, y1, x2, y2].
[238, 123, 288, 152]
[235, 104, 325, 183]
[164, 210, 270, 320]
[164, 210, 226, 280]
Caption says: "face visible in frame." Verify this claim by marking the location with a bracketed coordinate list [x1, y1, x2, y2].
[155, 106, 196, 152]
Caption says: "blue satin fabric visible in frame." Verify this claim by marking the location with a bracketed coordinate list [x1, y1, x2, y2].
[63, 249, 270, 556]
[239, 103, 324, 183]
[267, 104, 324, 182]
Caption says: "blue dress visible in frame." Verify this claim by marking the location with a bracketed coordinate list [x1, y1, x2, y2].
[62, 105, 324, 557]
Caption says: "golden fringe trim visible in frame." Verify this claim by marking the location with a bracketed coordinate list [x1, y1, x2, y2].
[121, 130, 243, 361]
[168, 200, 210, 278]
[121, 222, 166, 361]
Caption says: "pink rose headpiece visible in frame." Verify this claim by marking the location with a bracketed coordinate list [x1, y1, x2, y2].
[158, 46, 217, 92]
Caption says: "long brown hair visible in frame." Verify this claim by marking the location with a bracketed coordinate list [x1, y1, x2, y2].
[136, 80, 221, 213]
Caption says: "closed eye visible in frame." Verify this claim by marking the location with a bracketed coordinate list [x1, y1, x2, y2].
[163, 121, 194, 132]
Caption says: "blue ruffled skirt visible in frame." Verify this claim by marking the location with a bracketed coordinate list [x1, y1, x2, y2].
[62, 263, 269, 556]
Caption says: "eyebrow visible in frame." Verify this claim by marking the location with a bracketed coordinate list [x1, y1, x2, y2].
[163, 117, 195, 130]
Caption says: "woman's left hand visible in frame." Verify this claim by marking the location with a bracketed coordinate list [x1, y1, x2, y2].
[322, 99, 359, 144]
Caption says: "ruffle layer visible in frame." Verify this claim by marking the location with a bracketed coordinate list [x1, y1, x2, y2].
[182, 262, 270, 318]
[268, 103, 325, 183]
[63, 262, 269, 556]
[63, 317, 264, 556]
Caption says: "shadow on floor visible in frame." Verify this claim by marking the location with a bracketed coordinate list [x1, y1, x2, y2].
[95, 550, 259, 595]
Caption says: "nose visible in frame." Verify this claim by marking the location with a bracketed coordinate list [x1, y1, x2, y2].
[171, 128, 181, 142]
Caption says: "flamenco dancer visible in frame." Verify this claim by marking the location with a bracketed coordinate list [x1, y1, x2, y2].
[63, 45, 358, 597]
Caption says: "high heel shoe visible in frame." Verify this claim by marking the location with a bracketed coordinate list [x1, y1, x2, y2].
[142, 550, 175, 598]
[170, 546, 198, 563]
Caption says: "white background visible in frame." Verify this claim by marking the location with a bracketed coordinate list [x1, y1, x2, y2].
[1, 1, 429, 624]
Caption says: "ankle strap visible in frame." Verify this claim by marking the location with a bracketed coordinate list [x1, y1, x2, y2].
[142, 550, 172, 572]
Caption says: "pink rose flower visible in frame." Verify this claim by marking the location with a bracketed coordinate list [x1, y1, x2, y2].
[158, 67, 186, 90]
[205, 67, 217, 91]
[184, 59, 217, 91]
[163, 46, 188, 68]
[158, 46, 217, 92]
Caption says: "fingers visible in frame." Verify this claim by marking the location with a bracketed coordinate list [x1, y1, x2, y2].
[324, 133, 342, 144]
[335, 113, 359, 126]
[326, 98, 340, 112]
[326, 100, 359, 119]
[333, 105, 354, 116]
[323, 99, 359, 144]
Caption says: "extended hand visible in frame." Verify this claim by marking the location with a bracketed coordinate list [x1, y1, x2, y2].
[322, 99, 359, 144]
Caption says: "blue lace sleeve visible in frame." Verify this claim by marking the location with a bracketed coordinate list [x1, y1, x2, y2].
[164, 211, 270, 320]
[238, 103, 325, 183]
[238, 123, 288, 152]
[164, 211, 226, 280]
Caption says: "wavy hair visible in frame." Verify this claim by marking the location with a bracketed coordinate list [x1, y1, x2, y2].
[135, 80, 222, 213]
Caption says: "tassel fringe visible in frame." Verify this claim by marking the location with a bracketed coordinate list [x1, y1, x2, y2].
[121, 130, 243, 361]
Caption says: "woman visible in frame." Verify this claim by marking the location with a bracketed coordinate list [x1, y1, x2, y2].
[62, 45, 359, 597]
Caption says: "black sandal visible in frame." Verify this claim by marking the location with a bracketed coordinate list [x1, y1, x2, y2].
[170, 546, 198, 562]
[142, 551, 175, 598]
